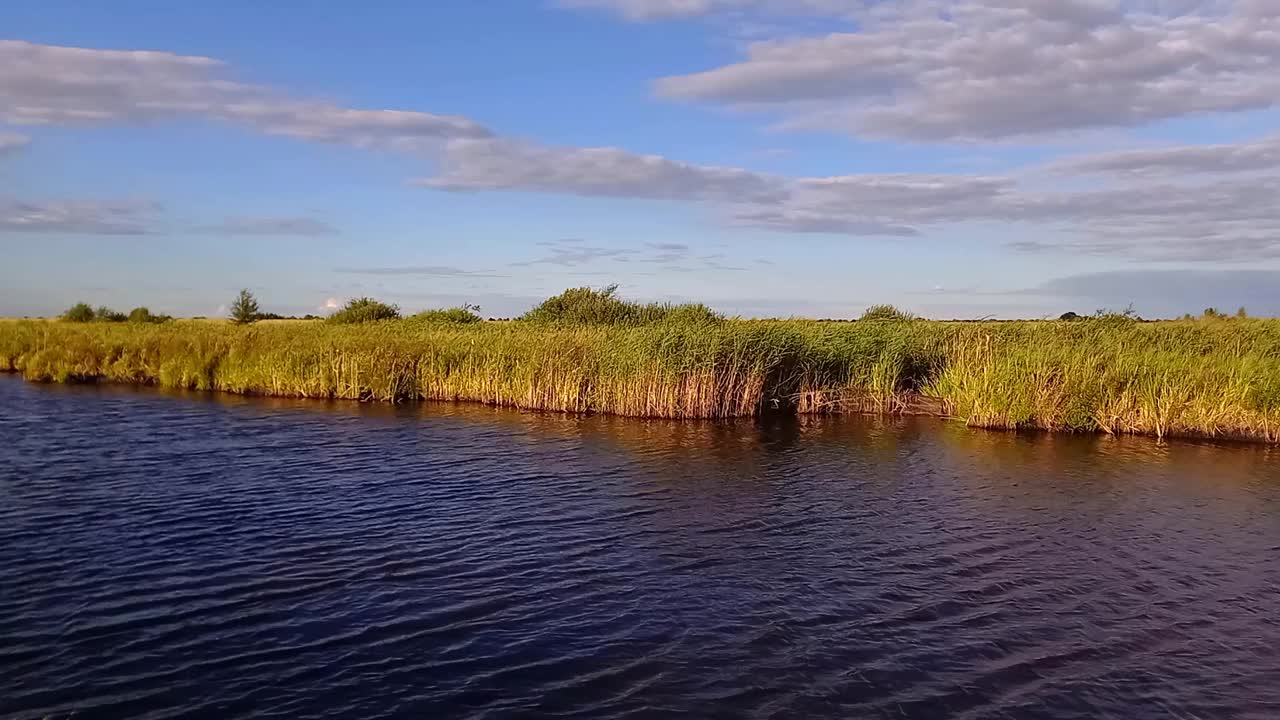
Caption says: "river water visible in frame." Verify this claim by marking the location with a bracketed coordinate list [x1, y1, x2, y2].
[2, 374, 1278, 719]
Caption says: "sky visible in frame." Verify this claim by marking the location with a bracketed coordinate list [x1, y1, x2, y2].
[3, 0, 1280, 319]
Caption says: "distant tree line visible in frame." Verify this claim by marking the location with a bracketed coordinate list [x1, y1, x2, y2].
[61, 302, 172, 324]
[57, 288, 1264, 326]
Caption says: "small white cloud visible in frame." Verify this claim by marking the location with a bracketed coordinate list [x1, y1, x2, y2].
[0, 198, 159, 234]
[202, 216, 337, 236]
[0, 132, 29, 155]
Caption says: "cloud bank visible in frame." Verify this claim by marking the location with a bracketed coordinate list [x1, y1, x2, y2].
[415, 133, 1280, 260]
[8, 25, 1280, 267]
[0, 40, 491, 149]
[618, 1, 1280, 141]
[0, 203, 339, 237]
[417, 138, 783, 202]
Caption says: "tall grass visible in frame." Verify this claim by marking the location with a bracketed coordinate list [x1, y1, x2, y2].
[3, 316, 1278, 442]
[410, 305, 483, 324]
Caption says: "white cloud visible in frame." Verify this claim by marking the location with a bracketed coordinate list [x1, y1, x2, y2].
[651, 1, 1280, 140]
[0, 199, 159, 234]
[0, 202, 341, 237]
[413, 133, 1280, 259]
[1050, 132, 1280, 176]
[202, 216, 337, 236]
[0, 132, 29, 154]
[416, 138, 784, 201]
[560, 0, 721, 20]
[0, 40, 491, 149]
[559, 0, 855, 21]
[333, 265, 499, 277]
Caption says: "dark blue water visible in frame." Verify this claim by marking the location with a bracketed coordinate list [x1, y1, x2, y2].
[2, 374, 1279, 719]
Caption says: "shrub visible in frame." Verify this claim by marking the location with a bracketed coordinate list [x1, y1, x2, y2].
[521, 285, 723, 325]
[412, 304, 483, 324]
[1093, 305, 1142, 323]
[328, 297, 401, 324]
[521, 285, 634, 324]
[95, 306, 128, 323]
[128, 307, 173, 324]
[61, 302, 96, 322]
[860, 304, 915, 322]
[230, 289, 260, 325]
[1059, 311, 1081, 321]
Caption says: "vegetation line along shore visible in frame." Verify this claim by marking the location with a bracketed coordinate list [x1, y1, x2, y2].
[3, 288, 1278, 443]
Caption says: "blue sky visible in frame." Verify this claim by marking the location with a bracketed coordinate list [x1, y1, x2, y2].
[3, 0, 1280, 318]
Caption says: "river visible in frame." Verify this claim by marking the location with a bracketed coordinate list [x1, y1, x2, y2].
[2, 374, 1278, 719]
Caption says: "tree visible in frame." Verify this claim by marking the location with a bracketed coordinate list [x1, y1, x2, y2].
[230, 289, 260, 325]
[1058, 311, 1080, 321]
[95, 306, 127, 322]
[62, 302, 95, 322]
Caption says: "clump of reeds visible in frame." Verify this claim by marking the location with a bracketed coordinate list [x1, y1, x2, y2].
[859, 304, 916, 322]
[411, 304, 483, 324]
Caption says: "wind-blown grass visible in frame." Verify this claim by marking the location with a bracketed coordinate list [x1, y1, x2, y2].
[3, 315, 1278, 442]
[410, 305, 483, 324]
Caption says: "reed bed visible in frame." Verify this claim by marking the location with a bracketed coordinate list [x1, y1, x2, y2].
[3, 317, 1278, 442]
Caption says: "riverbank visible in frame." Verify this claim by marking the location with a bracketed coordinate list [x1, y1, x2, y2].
[2, 317, 1278, 442]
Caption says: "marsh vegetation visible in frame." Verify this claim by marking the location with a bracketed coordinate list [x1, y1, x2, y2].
[4, 287, 1277, 442]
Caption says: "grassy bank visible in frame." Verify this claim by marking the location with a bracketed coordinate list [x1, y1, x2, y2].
[3, 314, 1279, 442]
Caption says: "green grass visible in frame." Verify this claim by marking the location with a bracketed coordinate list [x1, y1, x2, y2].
[3, 315, 1279, 442]
[410, 305, 484, 324]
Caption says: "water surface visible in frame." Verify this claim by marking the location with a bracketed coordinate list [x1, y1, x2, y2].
[2, 375, 1279, 719]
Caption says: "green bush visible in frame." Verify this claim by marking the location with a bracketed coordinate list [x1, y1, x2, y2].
[859, 304, 915, 322]
[520, 285, 723, 325]
[128, 307, 173, 324]
[61, 302, 96, 322]
[95, 306, 128, 323]
[328, 297, 401, 324]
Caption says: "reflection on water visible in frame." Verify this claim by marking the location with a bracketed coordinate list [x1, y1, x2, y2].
[2, 375, 1278, 719]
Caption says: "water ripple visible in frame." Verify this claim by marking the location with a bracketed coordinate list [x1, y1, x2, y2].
[2, 376, 1279, 719]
